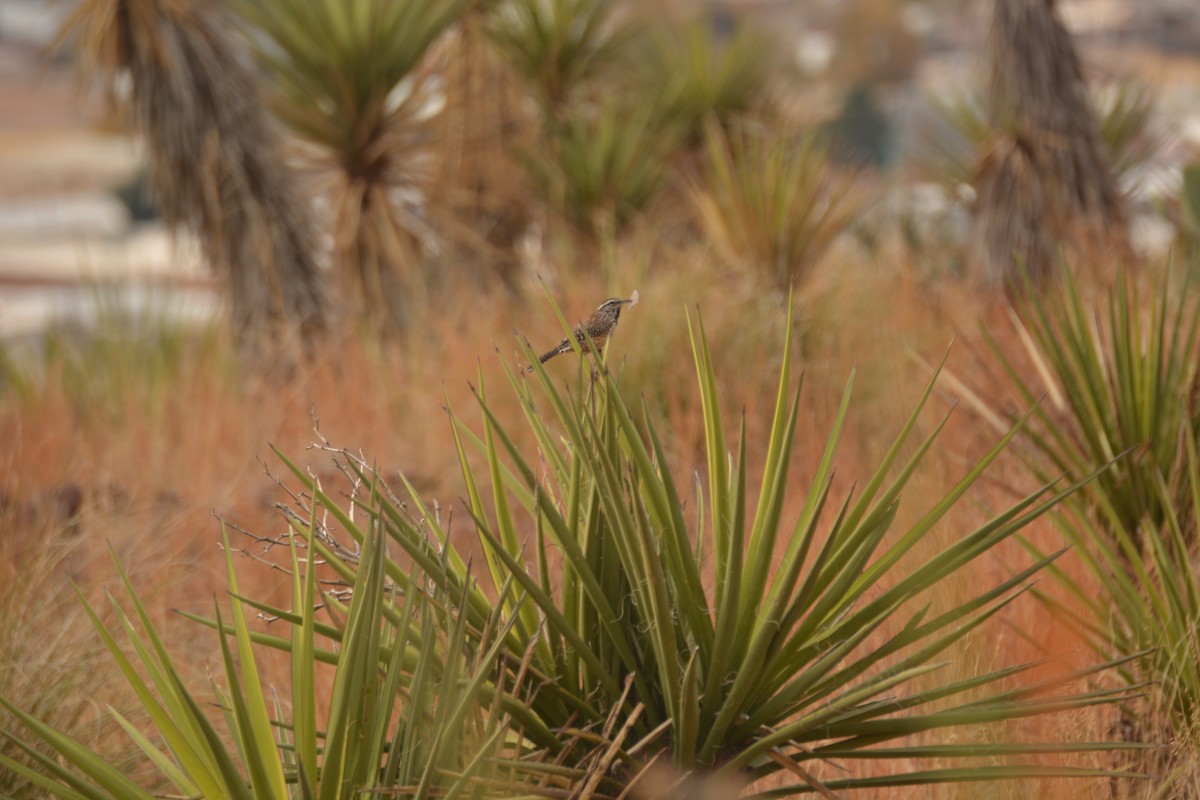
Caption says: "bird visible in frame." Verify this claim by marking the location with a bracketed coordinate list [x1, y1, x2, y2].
[536, 294, 637, 366]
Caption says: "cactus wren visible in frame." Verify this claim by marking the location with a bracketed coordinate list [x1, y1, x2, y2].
[537, 296, 635, 365]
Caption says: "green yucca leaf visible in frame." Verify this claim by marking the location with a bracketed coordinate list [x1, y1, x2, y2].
[0, 743, 96, 800]
[107, 707, 197, 794]
[177, 611, 341, 666]
[291, 516, 318, 783]
[472, 517, 623, 703]
[219, 529, 289, 797]
[72, 598, 220, 794]
[0, 694, 157, 800]
[318, 506, 387, 799]
[212, 607, 268, 794]
[1183, 164, 1200, 235]
[635, 17, 776, 139]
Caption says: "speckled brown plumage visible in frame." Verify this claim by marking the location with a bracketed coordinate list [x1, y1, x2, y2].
[538, 297, 633, 364]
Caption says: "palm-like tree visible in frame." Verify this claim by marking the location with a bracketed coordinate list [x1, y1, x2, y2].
[58, 0, 328, 356]
[976, 0, 1130, 284]
[235, 0, 469, 332]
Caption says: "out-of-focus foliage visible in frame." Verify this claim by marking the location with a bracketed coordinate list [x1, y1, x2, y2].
[832, 0, 920, 87]
[425, 11, 540, 289]
[972, 271, 1200, 790]
[978, 0, 1128, 284]
[487, 0, 636, 115]
[235, 0, 469, 331]
[636, 18, 777, 139]
[693, 121, 872, 291]
[919, 81, 1161, 203]
[522, 106, 682, 236]
[1176, 163, 1200, 263]
[57, 0, 329, 354]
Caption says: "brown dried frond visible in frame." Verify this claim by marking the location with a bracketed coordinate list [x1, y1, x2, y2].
[57, 0, 180, 76]
[57, 0, 329, 358]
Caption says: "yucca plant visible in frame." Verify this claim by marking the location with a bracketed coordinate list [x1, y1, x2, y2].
[919, 81, 1163, 204]
[1015, 379, 1200, 795]
[0, 520, 529, 798]
[1173, 163, 1200, 265]
[234, 0, 468, 332]
[1099, 80, 1166, 189]
[238, 299, 1143, 794]
[1028, 421, 1200, 769]
[56, 0, 328, 354]
[962, 269, 1200, 784]
[523, 105, 682, 237]
[693, 120, 871, 292]
[981, 271, 1200, 546]
[637, 18, 777, 140]
[486, 0, 637, 118]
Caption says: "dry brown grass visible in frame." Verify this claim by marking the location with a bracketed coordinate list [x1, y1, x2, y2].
[0, 237, 1173, 796]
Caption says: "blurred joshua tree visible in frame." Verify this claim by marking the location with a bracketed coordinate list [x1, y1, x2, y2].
[920, 81, 1162, 214]
[57, 0, 328, 357]
[235, 0, 469, 332]
[975, 0, 1131, 285]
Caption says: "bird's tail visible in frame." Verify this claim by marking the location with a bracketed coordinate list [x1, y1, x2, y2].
[538, 345, 565, 364]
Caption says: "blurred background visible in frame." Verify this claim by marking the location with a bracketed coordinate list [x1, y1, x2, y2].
[0, 0, 1196, 341]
